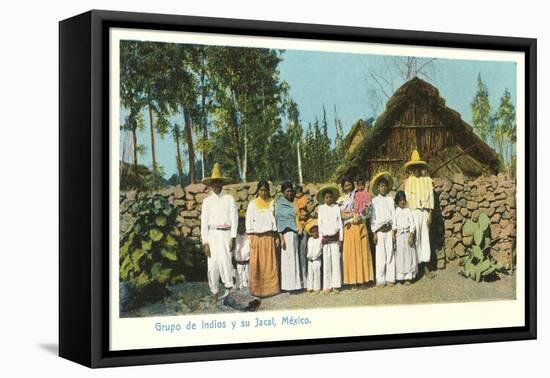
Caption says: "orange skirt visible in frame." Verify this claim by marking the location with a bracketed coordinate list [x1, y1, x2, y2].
[343, 222, 374, 284]
[249, 233, 280, 297]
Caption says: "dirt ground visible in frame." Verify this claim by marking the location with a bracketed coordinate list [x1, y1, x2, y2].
[122, 262, 516, 317]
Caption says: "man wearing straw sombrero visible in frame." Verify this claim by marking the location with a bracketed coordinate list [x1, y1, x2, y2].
[404, 150, 437, 279]
[200, 163, 239, 302]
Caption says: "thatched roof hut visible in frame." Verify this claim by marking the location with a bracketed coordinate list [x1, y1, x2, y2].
[341, 119, 371, 156]
[337, 77, 501, 182]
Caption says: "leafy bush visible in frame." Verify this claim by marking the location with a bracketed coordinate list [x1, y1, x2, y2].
[119, 192, 205, 305]
[459, 212, 505, 281]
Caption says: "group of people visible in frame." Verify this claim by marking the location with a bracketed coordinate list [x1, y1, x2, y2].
[200, 150, 436, 301]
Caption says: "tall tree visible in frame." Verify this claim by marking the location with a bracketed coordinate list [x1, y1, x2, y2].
[287, 99, 304, 184]
[120, 41, 173, 187]
[471, 73, 492, 142]
[120, 42, 148, 168]
[159, 43, 202, 184]
[196, 46, 215, 180]
[121, 110, 144, 167]
[171, 123, 185, 187]
[495, 88, 516, 169]
[208, 47, 287, 182]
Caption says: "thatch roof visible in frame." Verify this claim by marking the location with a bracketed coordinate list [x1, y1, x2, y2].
[341, 118, 370, 155]
[336, 77, 501, 181]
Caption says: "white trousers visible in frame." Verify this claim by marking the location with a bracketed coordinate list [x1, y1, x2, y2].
[322, 242, 341, 290]
[375, 231, 395, 285]
[235, 262, 249, 289]
[206, 229, 234, 294]
[411, 209, 431, 263]
[307, 259, 322, 291]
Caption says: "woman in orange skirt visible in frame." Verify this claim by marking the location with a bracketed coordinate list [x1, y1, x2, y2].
[245, 180, 280, 297]
[338, 176, 375, 286]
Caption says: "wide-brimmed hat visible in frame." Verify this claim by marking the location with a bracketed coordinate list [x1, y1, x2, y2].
[304, 219, 318, 235]
[316, 185, 340, 204]
[404, 149, 428, 169]
[202, 163, 232, 186]
[369, 171, 394, 195]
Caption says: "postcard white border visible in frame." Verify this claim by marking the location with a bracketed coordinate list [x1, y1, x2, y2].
[109, 27, 526, 351]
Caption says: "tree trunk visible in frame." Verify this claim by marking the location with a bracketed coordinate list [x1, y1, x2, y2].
[297, 141, 303, 185]
[182, 104, 196, 183]
[132, 128, 138, 167]
[200, 62, 208, 180]
[230, 89, 245, 182]
[175, 130, 185, 187]
[148, 104, 157, 187]
[243, 130, 247, 182]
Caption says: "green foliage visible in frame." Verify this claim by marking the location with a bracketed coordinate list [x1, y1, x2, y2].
[301, 108, 340, 183]
[120, 193, 205, 304]
[471, 73, 492, 142]
[459, 211, 506, 281]
[120, 41, 346, 186]
[494, 88, 517, 173]
[462, 219, 476, 237]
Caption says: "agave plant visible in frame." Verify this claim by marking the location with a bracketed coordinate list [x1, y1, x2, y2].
[459, 212, 504, 281]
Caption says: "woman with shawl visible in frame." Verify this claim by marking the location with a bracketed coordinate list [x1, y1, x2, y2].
[275, 181, 303, 292]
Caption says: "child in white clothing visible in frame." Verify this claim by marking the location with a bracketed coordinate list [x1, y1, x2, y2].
[370, 173, 396, 287]
[316, 186, 343, 294]
[392, 191, 418, 285]
[233, 213, 250, 289]
[305, 221, 322, 293]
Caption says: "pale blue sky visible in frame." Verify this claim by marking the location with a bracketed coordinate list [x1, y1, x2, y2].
[120, 49, 517, 178]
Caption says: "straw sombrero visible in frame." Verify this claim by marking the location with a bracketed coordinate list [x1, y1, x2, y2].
[303, 219, 319, 235]
[404, 149, 428, 169]
[316, 185, 340, 204]
[202, 163, 232, 186]
[369, 171, 394, 195]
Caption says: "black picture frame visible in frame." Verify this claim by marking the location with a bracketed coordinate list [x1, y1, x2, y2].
[59, 9, 537, 368]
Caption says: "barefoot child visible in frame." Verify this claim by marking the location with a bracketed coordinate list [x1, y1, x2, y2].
[370, 172, 396, 287]
[392, 191, 418, 285]
[233, 210, 250, 289]
[317, 185, 343, 294]
[304, 219, 322, 293]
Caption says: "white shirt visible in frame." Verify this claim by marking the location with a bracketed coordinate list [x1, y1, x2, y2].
[317, 203, 344, 241]
[370, 194, 395, 233]
[234, 233, 250, 262]
[200, 191, 238, 244]
[338, 192, 355, 225]
[393, 207, 416, 233]
[245, 199, 277, 234]
[307, 236, 323, 260]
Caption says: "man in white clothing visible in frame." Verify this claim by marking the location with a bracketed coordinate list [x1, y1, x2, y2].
[200, 163, 238, 302]
[403, 150, 436, 279]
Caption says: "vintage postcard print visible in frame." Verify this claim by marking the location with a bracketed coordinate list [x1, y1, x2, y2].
[109, 28, 526, 351]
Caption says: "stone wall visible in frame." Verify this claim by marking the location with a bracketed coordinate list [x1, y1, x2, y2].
[119, 174, 516, 268]
[433, 174, 516, 267]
